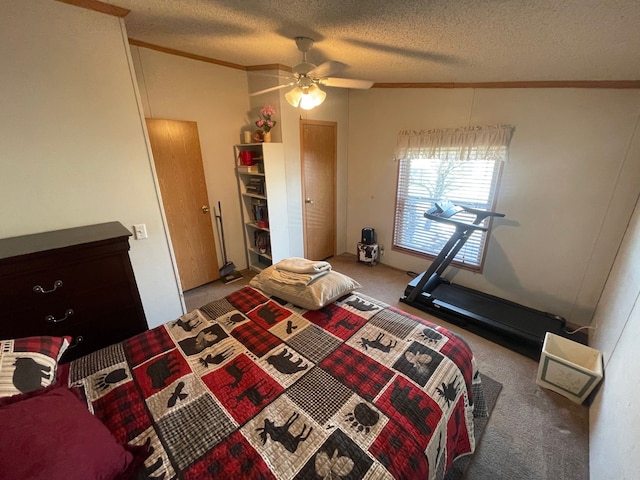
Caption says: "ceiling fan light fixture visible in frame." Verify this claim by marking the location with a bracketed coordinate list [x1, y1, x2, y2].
[285, 83, 325, 110]
[285, 86, 304, 107]
[299, 84, 326, 110]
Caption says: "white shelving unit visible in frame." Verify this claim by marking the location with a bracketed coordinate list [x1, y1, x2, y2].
[235, 142, 302, 273]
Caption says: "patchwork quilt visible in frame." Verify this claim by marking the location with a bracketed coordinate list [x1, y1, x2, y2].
[68, 287, 485, 480]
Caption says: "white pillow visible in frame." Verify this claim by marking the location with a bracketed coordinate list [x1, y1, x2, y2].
[249, 265, 361, 310]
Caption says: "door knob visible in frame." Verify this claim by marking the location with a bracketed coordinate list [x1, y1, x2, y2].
[202, 205, 210, 213]
[305, 198, 314, 204]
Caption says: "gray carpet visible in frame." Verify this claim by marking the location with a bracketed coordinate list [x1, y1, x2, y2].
[184, 253, 590, 479]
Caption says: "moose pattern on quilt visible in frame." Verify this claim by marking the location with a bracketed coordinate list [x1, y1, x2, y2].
[69, 287, 483, 480]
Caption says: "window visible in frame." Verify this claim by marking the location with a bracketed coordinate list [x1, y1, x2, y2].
[393, 125, 514, 271]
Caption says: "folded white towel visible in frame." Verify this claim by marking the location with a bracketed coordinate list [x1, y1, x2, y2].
[270, 268, 329, 286]
[274, 257, 331, 274]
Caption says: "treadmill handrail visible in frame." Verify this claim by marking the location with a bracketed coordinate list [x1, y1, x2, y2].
[460, 208, 505, 226]
[407, 202, 505, 303]
[423, 212, 489, 232]
[459, 205, 505, 219]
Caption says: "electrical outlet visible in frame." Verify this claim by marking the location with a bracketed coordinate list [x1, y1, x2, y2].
[133, 224, 148, 240]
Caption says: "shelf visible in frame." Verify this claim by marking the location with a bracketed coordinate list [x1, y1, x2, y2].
[236, 142, 299, 272]
[242, 192, 267, 200]
[237, 164, 264, 174]
[248, 247, 271, 259]
[237, 170, 265, 176]
[245, 222, 269, 232]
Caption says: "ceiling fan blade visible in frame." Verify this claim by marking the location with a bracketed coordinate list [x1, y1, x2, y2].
[320, 77, 374, 89]
[250, 71, 295, 80]
[307, 60, 344, 79]
[249, 83, 294, 96]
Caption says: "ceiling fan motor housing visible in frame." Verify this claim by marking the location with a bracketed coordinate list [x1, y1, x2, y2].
[295, 36, 314, 53]
[294, 62, 316, 75]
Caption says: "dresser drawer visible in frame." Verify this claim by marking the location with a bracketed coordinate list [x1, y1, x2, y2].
[60, 307, 146, 362]
[1, 297, 146, 362]
[0, 310, 145, 362]
[1, 282, 141, 339]
[0, 254, 132, 312]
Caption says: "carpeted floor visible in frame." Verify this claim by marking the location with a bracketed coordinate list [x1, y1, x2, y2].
[185, 253, 590, 479]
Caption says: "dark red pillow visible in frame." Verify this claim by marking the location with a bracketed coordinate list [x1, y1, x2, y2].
[0, 386, 144, 480]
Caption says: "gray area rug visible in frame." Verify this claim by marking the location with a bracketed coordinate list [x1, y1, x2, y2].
[444, 373, 502, 480]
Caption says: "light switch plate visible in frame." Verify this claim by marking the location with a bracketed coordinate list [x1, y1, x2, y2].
[133, 224, 148, 240]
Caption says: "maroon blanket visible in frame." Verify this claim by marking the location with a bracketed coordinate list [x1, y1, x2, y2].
[69, 287, 484, 480]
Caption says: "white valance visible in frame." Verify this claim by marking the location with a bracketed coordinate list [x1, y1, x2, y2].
[394, 124, 515, 161]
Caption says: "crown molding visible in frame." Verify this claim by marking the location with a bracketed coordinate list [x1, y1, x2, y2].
[373, 80, 640, 89]
[246, 64, 293, 73]
[128, 39, 246, 70]
[125, 40, 640, 89]
[55, 0, 130, 17]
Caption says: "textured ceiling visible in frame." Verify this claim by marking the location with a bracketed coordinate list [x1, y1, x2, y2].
[104, 0, 640, 84]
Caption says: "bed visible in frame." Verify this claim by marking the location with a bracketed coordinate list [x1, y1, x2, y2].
[0, 267, 486, 480]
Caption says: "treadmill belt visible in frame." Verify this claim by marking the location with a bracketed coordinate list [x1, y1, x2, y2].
[432, 283, 565, 342]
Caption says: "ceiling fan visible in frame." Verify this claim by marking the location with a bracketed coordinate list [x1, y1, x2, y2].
[249, 37, 374, 110]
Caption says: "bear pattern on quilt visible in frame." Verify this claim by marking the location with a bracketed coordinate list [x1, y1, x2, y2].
[69, 286, 481, 480]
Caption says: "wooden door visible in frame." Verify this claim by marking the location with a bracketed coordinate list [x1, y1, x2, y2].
[146, 118, 220, 290]
[301, 120, 337, 260]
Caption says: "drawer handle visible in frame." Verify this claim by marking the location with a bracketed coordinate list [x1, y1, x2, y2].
[68, 336, 84, 349]
[45, 308, 74, 323]
[33, 280, 63, 294]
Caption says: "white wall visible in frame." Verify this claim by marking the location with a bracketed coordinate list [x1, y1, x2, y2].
[276, 86, 350, 256]
[348, 88, 640, 326]
[131, 46, 251, 271]
[131, 60, 350, 272]
[108, 47, 350, 281]
[248, 72, 305, 260]
[0, 0, 183, 328]
[589, 194, 640, 479]
[247, 72, 350, 259]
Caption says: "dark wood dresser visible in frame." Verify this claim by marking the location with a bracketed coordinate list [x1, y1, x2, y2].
[0, 222, 148, 361]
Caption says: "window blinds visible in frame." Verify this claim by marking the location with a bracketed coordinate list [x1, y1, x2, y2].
[392, 125, 513, 270]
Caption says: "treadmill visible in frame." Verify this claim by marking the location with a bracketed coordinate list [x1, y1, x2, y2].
[400, 201, 566, 360]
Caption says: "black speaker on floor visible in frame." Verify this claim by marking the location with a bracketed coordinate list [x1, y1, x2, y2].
[361, 227, 376, 245]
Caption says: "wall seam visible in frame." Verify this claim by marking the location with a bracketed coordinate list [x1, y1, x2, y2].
[569, 103, 640, 325]
[119, 17, 186, 313]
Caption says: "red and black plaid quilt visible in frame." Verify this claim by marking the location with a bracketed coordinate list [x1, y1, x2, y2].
[68, 287, 485, 480]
